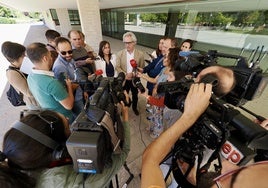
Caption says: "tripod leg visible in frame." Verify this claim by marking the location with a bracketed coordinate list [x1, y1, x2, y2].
[123, 163, 134, 186]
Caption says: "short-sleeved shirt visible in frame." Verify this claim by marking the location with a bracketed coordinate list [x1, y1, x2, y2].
[27, 69, 73, 121]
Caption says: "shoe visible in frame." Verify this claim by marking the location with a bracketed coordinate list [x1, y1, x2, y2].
[150, 132, 159, 139]
[146, 108, 153, 113]
[133, 108, 139, 116]
[146, 116, 154, 121]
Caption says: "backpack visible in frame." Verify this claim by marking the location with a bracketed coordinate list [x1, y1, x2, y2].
[6, 67, 26, 106]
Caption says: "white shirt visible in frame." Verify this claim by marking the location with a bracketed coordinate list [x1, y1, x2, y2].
[126, 50, 135, 73]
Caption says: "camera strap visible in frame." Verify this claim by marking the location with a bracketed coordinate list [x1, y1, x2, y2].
[86, 105, 122, 153]
[99, 112, 121, 154]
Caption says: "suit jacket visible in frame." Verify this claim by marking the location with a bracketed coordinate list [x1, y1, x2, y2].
[116, 49, 145, 74]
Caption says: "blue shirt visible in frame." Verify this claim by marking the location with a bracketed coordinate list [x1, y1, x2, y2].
[53, 56, 82, 102]
[143, 54, 164, 94]
[53, 56, 75, 81]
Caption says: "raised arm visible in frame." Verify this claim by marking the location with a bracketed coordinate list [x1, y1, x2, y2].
[141, 83, 212, 188]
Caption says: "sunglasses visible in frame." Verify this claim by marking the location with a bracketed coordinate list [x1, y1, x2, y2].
[213, 161, 268, 188]
[60, 50, 73, 55]
[38, 113, 59, 134]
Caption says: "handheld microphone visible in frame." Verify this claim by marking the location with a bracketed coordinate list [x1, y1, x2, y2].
[95, 69, 103, 76]
[88, 69, 103, 82]
[130, 59, 145, 93]
[130, 59, 137, 74]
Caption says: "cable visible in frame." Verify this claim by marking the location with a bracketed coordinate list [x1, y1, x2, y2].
[138, 104, 148, 148]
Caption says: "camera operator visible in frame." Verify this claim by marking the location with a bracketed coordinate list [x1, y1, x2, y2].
[141, 82, 212, 188]
[141, 66, 268, 188]
[0, 94, 130, 187]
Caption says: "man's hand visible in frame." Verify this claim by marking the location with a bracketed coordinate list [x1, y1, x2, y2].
[196, 66, 235, 96]
[65, 78, 73, 90]
[137, 67, 143, 73]
[119, 91, 129, 122]
[85, 58, 94, 64]
[183, 83, 212, 124]
[125, 72, 133, 80]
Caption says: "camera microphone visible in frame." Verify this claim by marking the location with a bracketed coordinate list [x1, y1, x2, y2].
[179, 51, 200, 57]
[117, 72, 125, 83]
[133, 77, 145, 93]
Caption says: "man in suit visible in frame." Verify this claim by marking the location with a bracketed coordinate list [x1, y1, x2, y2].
[116, 32, 145, 115]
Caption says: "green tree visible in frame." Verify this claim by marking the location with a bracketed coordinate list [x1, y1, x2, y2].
[140, 13, 167, 23]
[0, 6, 13, 17]
[212, 12, 233, 26]
[244, 11, 260, 26]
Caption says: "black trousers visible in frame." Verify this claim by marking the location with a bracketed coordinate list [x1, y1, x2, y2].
[124, 80, 138, 109]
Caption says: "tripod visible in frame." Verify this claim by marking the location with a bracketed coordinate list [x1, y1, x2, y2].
[110, 162, 134, 188]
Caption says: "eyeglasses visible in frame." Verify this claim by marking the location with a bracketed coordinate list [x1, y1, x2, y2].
[213, 161, 268, 188]
[38, 113, 59, 134]
[124, 41, 134, 45]
[60, 50, 73, 55]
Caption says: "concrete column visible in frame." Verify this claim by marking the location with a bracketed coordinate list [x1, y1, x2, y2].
[76, 0, 102, 51]
[56, 8, 72, 36]
[164, 11, 179, 37]
[117, 11, 125, 37]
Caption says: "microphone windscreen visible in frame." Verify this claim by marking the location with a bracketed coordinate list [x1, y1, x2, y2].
[179, 51, 200, 57]
[130, 59, 137, 68]
[95, 69, 103, 75]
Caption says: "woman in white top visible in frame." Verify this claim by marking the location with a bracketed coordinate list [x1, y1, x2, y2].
[95, 41, 118, 77]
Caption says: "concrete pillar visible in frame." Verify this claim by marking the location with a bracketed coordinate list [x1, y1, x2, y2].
[76, 0, 102, 52]
[164, 12, 179, 37]
[56, 8, 72, 36]
[117, 11, 125, 37]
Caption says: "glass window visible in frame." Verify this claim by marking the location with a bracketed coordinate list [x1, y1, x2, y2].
[49, 9, 59, 25]
[68, 10, 81, 25]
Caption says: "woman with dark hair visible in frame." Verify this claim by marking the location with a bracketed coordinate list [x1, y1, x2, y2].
[150, 36, 167, 60]
[95, 40, 118, 77]
[180, 39, 194, 52]
[1, 41, 40, 109]
[138, 47, 180, 138]
[0, 101, 130, 187]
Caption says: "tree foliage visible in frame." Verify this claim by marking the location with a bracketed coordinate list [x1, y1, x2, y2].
[140, 13, 167, 23]
[0, 6, 14, 18]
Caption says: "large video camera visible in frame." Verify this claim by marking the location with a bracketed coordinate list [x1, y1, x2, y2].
[66, 72, 128, 174]
[157, 50, 268, 186]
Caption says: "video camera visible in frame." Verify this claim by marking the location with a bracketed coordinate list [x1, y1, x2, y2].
[157, 49, 268, 187]
[66, 72, 129, 174]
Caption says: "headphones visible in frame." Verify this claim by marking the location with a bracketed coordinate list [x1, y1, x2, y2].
[12, 121, 68, 161]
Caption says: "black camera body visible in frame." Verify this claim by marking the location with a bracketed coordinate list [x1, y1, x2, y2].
[157, 50, 268, 175]
[66, 73, 127, 174]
